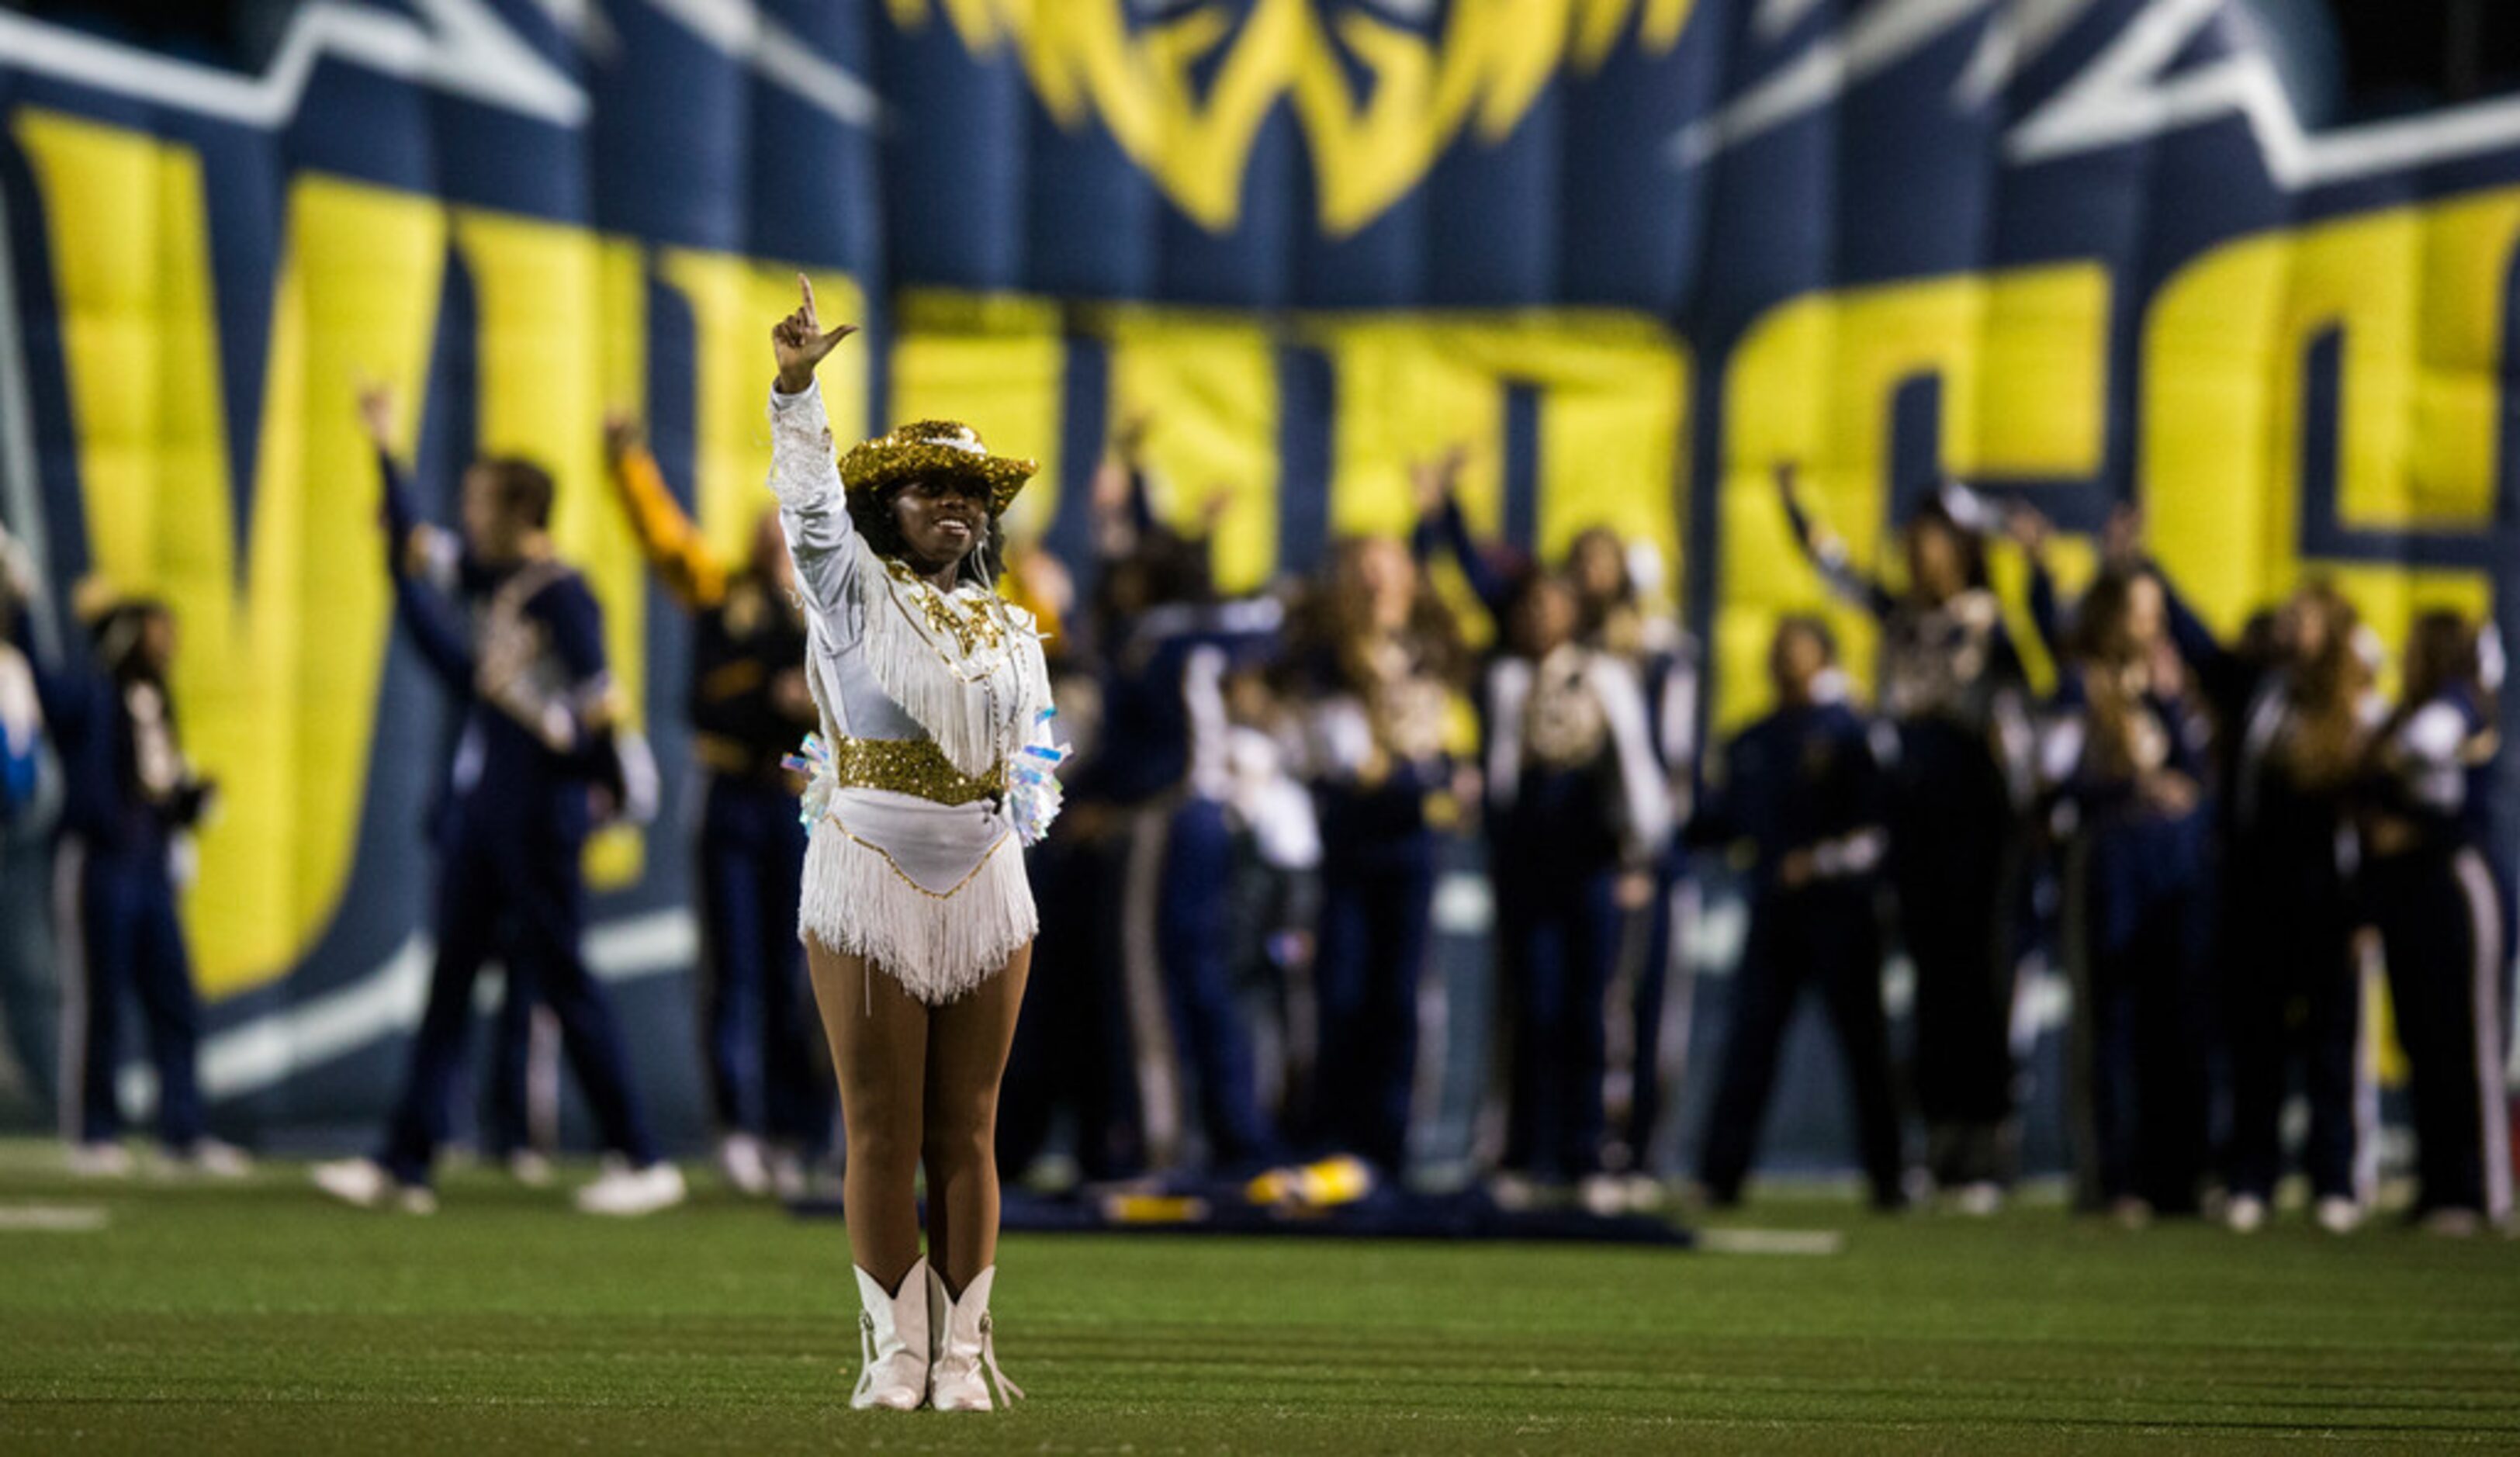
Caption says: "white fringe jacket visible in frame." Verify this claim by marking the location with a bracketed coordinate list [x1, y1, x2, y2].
[768, 382, 1062, 1004]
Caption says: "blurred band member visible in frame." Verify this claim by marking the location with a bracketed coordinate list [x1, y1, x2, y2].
[602, 416, 831, 1199]
[1296, 524, 1467, 1178]
[1483, 569, 1670, 1202]
[2165, 573, 2378, 1234]
[1780, 465, 2029, 1205]
[1566, 526, 1700, 1191]
[2034, 558, 2214, 1222]
[1692, 618, 1905, 1210]
[5, 551, 240, 1178]
[764, 282, 1061, 1412]
[2361, 611, 2510, 1234]
[995, 446, 1151, 1185]
[315, 386, 681, 1217]
[1058, 454, 1288, 1175]
[0, 528, 62, 1129]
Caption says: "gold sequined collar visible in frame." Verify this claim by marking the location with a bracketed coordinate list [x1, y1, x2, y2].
[882, 557, 1009, 661]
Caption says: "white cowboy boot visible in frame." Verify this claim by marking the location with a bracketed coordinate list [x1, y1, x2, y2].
[927, 1265, 1023, 1411]
[850, 1258, 929, 1410]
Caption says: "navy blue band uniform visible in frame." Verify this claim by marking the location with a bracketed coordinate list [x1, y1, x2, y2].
[1691, 690, 1905, 1209]
[2359, 683, 2511, 1223]
[366, 448, 665, 1189]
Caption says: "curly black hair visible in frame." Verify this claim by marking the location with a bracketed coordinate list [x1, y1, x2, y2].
[846, 476, 1006, 588]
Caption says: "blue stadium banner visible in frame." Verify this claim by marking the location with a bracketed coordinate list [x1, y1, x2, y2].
[1, 0, 2515, 1135]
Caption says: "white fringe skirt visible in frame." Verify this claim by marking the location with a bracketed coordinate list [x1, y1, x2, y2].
[797, 787, 1038, 1005]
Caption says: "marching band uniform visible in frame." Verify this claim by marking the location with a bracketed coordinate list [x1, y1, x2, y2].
[1624, 636, 1700, 1178]
[2362, 678, 2511, 1226]
[1691, 675, 1905, 1207]
[16, 600, 221, 1166]
[2161, 581, 2375, 1221]
[1063, 591, 1290, 1171]
[1788, 493, 2030, 1192]
[767, 382, 1062, 1413]
[2038, 641, 2215, 1216]
[1483, 635, 1671, 1186]
[1297, 610, 1457, 1178]
[0, 607, 57, 1131]
[322, 452, 675, 1210]
[608, 443, 830, 1186]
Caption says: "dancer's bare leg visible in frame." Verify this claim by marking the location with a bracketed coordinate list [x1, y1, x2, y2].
[922, 944, 1032, 1296]
[807, 941, 929, 1293]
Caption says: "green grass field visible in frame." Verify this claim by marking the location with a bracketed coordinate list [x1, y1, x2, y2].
[1, 1143, 2515, 1453]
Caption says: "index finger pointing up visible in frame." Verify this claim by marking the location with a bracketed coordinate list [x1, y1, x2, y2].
[798, 272, 817, 325]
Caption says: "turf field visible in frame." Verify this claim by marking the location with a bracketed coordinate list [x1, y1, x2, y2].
[1, 1143, 2515, 1453]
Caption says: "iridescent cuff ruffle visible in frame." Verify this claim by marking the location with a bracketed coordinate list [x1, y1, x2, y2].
[1007, 708, 1070, 847]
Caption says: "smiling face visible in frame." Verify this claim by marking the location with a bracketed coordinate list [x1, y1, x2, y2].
[889, 473, 995, 576]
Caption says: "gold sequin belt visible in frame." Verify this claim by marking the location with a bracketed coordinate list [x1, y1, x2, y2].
[825, 735, 1004, 806]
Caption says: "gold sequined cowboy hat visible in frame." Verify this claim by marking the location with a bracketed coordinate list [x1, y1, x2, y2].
[839, 419, 1038, 515]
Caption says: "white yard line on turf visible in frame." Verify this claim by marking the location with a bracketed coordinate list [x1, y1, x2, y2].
[1697, 1228, 1845, 1256]
[0, 1204, 109, 1232]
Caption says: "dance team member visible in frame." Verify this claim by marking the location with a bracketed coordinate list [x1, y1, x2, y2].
[764, 281, 1063, 1411]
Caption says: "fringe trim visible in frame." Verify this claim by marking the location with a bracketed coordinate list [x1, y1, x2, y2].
[798, 815, 1037, 1005]
[852, 555, 1032, 780]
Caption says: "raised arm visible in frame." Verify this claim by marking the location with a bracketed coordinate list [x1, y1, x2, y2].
[1775, 462, 1893, 618]
[356, 383, 476, 694]
[766, 275, 861, 625]
[2003, 504, 2068, 663]
[1089, 417, 1160, 561]
[604, 415, 727, 611]
[2147, 555, 2253, 717]
[388, 564, 478, 694]
[1407, 449, 1509, 630]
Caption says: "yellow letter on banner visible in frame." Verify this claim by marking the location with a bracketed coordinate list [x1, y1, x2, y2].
[14, 109, 445, 996]
[888, 291, 1068, 542]
[1715, 265, 2110, 732]
[654, 251, 870, 564]
[1300, 307, 1689, 579]
[448, 210, 652, 887]
[1089, 304, 1283, 593]
[2142, 191, 2520, 662]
